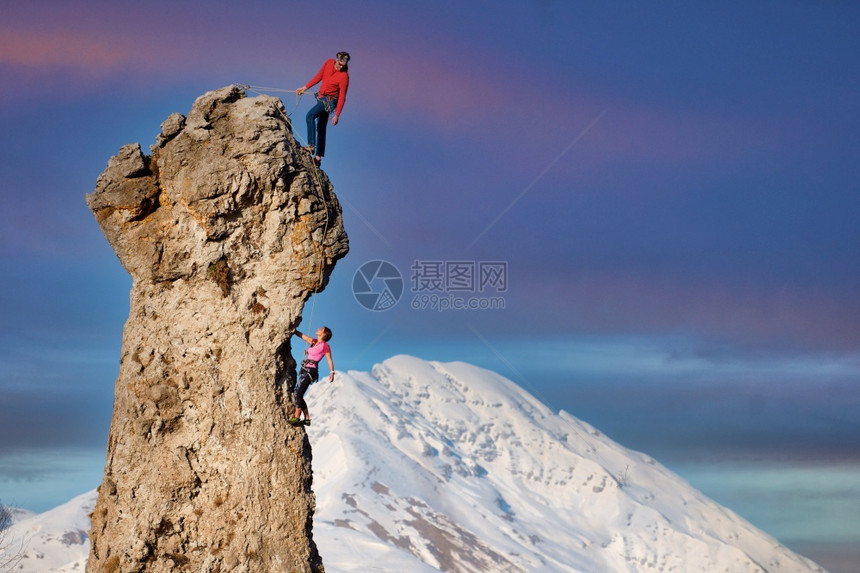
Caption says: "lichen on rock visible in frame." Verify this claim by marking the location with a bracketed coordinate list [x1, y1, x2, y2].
[85, 85, 348, 572]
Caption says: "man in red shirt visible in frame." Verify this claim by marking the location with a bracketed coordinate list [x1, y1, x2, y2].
[297, 52, 350, 166]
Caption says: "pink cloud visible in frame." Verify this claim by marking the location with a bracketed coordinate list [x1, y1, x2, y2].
[1, 5, 775, 174]
[349, 41, 787, 176]
[0, 30, 131, 70]
[0, 2, 808, 181]
[353, 51, 503, 128]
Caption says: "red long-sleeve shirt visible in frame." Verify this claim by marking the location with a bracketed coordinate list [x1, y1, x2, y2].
[303, 59, 350, 117]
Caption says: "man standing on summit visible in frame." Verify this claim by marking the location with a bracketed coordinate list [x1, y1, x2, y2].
[297, 52, 350, 166]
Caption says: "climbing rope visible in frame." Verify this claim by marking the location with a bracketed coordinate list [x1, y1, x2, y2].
[239, 84, 333, 337]
[241, 84, 298, 95]
[240, 84, 305, 119]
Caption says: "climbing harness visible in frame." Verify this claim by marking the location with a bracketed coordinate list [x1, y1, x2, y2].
[316, 93, 336, 115]
[300, 357, 319, 377]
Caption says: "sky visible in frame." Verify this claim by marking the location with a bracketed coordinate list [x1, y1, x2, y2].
[1, 0, 859, 570]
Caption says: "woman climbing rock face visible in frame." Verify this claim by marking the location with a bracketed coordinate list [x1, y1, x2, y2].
[290, 326, 335, 426]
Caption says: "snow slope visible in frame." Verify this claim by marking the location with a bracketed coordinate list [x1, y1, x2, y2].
[0, 489, 94, 572]
[308, 356, 823, 573]
[0, 356, 825, 572]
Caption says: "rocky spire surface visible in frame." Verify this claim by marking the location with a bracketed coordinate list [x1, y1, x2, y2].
[85, 85, 348, 572]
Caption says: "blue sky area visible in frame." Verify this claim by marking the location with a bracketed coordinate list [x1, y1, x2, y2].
[1, 2, 859, 571]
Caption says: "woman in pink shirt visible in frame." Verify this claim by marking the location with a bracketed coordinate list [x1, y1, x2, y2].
[289, 326, 335, 426]
[296, 52, 350, 166]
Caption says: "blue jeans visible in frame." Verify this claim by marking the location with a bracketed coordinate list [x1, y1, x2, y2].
[306, 95, 336, 157]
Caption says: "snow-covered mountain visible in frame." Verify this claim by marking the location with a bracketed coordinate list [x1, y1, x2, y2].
[1, 356, 825, 572]
[309, 356, 823, 572]
[0, 489, 94, 572]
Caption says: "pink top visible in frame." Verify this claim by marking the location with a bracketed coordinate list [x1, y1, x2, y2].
[307, 340, 331, 363]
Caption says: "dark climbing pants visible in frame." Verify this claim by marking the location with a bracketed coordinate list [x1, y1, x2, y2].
[294, 367, 319, 410]
[306, 95, 337, 157]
